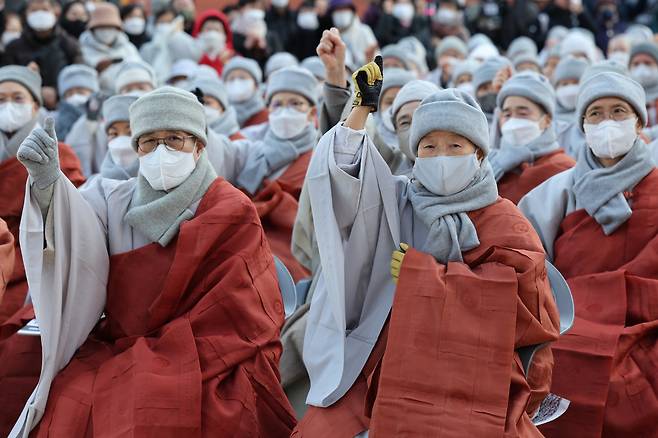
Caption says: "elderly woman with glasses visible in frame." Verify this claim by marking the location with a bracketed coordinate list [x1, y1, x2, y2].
[519, 72, 658, 438]
[3, 86, 296, 437]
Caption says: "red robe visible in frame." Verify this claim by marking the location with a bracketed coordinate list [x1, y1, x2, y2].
[498, 149, 575, 204]
[243, 108, 270, 128]
[540, 169, 658, 438]
[294, 198, 561, 437]
[252, 151, 312, 283]
[0, 219, 13, 296]
[0, 143, 85, 323]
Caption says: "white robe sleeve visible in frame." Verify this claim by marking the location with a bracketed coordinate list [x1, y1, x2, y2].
[11, 176, 109, 438]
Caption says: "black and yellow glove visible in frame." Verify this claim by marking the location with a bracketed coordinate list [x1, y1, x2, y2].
[352, 55, 383, 112]
[390, 243, 409, 284]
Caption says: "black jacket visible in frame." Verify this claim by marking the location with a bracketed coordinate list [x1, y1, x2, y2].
[2, 26, 82, 88]
[265, 7, 298, 53]
[374, 14, 432, 51]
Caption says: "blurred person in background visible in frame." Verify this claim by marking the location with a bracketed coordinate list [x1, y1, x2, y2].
[120, 4, 150, 49]
[266, 0, 298, 52]
[59, 0, 88, 40]
[290, 0, 325, 60]
[374, 0, 431, 51]
[192, 9, 234, 76]
[1, 12, 22, 52]
[329, 0, 376, 66]
[232, 0, 284, 68]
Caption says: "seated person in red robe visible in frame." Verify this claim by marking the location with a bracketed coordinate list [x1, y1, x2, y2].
[519, 72, 658, 438]
[294, 58, 560, 437]
[1, 86, 295, 437]
[0, 219, 13, 301]
[222, 56, 269, 128]
[489, 72, 575, 204]
[0, 65, 85, 324]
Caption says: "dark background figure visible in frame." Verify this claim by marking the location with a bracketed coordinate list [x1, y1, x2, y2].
[232, 0, 284, 69]
[120, 4, 150, 49]
[374, 0, 432, 51]
[59, 1, 89, 40]
[266, 0, 298, 53]
[289, 0, 326, 60]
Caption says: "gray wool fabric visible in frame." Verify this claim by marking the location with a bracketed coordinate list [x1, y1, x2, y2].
[435, 36, 467, 59]
[450, 60, 479, 84]
[576, 72, 647, 129]
[300, 56, 326, 81]
[553, 57, 589, 85]
[630, 41, 658, 64]
[513, 53, 541, 71]
[507, 36, 538, 61]
[189, 76, 229, 111]
[391, 80, 441, 125]
[410, 89, 490, 157]
[115, 60, 156, 93]
[57, 64, 99, 97]
[580, 60, 630, 84]
[222, 56, 263, 83]
[467, 33, 493, 52]
[129, 86, 208, 150]
[381, 44, 410, 70]
[497, 71, 556, 117]
[266, 66, 319, 106]
[0, 66, 42, 105]
[265, 52, 299, 78]
[102, 94, 138, 128]
[378, 68, 415, 108]
[473, 56, 513, 92]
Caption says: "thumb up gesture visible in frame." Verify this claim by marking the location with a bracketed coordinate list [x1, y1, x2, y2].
[17, 117, 61, 189]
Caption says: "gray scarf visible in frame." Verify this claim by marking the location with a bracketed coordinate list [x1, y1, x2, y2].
[0, 116, 38, 162]
[408, 160, 499, 263]
[572, 138, 653, 235]
[489, 127, 560, 181]
[99, 152, 139, 181]
[373, 112, 399, 151]
[209, 106, 241, 137]
[125, 151, 217, 246]
[236, 124, 317, 195]
[234, 93, 266, 127]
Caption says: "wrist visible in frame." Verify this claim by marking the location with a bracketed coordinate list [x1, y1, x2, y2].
[326, 66, 347, 88]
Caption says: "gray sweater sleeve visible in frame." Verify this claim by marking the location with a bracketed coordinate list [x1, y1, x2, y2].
[319, 82, 352, 135]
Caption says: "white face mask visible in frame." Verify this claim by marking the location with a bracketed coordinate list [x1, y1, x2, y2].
[271, 0, 289, 7]
[382, 106, 395, 132]
[155, 22, 175, 36]
[138, 144, 197, 191]
[123, 17, 146, 35]
[630, 64, 658, 88]
[269, 107, 309, 139]
[65, 93, 90, 107]
[435, 8, 461, 26]
[94, 27, 120, 46]
[556, 84, 579, 111]
[226, 78, 255, 102]
[0, 102, 34, 133]
[297, 11, 319, 30]
[1, 31, 21, 46]
[199, 30, 226, 57]
[501, 117, 543, 147]
[584, 118, 638, 159]
[27, 10, 56, 32]
[204, 106, 222, 123]
[392, 3, 415, 23]
[608, 51, 629, 66]
[413, 153, 480, 196]
[332, 10, 354, 29]
[108, 135, 138, 167]
[456, 82, 475, 97]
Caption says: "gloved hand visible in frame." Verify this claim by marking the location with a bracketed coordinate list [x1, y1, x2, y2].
[390, 243, 409, 284]
[352, 55, 383, 112]
[17, 117, 61, 189]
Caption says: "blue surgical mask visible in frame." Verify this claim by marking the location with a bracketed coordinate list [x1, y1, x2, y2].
[413, 153, 480, 196]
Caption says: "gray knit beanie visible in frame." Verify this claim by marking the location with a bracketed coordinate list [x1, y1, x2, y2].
[222, 56, 263, 84]
[473, 56, 513, 93]
[265, 52, 299, 78]
[450, 60, 479, 85]
[381, 44, 409, 70]
[467, 33, 493, 52]
[102, 94, 138, 129]
[435, 36, 467, 60]
[189, 77, 229, 111]
[553, 57, 589, 85]
[630, 41, 658, 65]
[0, 66, 42, 105]
[391, 80, 441, 127]
[301, 56, 326, 81]
[576, 72, 647, 130]
[507, 36, 538, 61]
[513, 53, 541, 71]
[115, 61, 156, 94]
[410, 89, 489, 157]
[497, 72, 556, 117]
[129, 86, 207, 150]
[580, 60, 630, 84]
[378, 68, 415, 108]
[266, 66, 319, 106]
[58, 64, 99, 97]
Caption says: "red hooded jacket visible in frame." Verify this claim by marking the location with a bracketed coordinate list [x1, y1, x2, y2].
[192, 9, 234, 75]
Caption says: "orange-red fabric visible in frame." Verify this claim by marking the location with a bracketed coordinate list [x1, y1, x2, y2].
[498, 149, 575, 204]
[0, 143, 85, 323]
[243, 109, 270, 128]
[1, 179, 295, 437]
[0, 219, 13, 297]
[251, 151, 312, 282]
[229, 131, 245, 141]
[192, 9, 234, 76]
[540, 169, 658, 438]
[293, 198, 560, 437]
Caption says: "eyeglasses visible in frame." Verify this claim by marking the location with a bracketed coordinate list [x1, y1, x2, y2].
[269, 99, 309, 112]
[584, 105, 634, 124]
[137, 135, 196, 153]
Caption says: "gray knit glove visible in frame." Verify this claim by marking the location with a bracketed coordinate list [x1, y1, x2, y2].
[17, 118, 61, 189]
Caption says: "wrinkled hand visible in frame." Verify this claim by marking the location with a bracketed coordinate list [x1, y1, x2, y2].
[352, 55, 383, 112]
[390, 243, 409, 284]
[317, 27, 347, 87]
[492, 66, 513, 93]
[17, 118, 61, 189]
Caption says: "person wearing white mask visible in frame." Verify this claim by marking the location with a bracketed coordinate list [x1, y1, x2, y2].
[192, 10, 233, 77]
[519, 71, 658, 438]
[629, 42, 658, 139]
[291, 57, 559, 436]
[54, 64, 99, 140]
[120, 4, 150, 49]
[329, 0, 376, 67]
[292, 1, 323, 60]
[426, 36, 467, 88]
[265, 0, 297, 53]
[5, 85, 297, 437]
[375, 0, 432, 52]
[449, 59, 478, 97]
[113, 60, 157, 96]
[0, 12, 22, 50]
[489, 72, 575, 204]
[607, 34, 631, 67]
[222, 56, 269, 128]
[552, 57, 588, 125]
[559, 30, 598, 63]
[190, 77, 242, 141]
